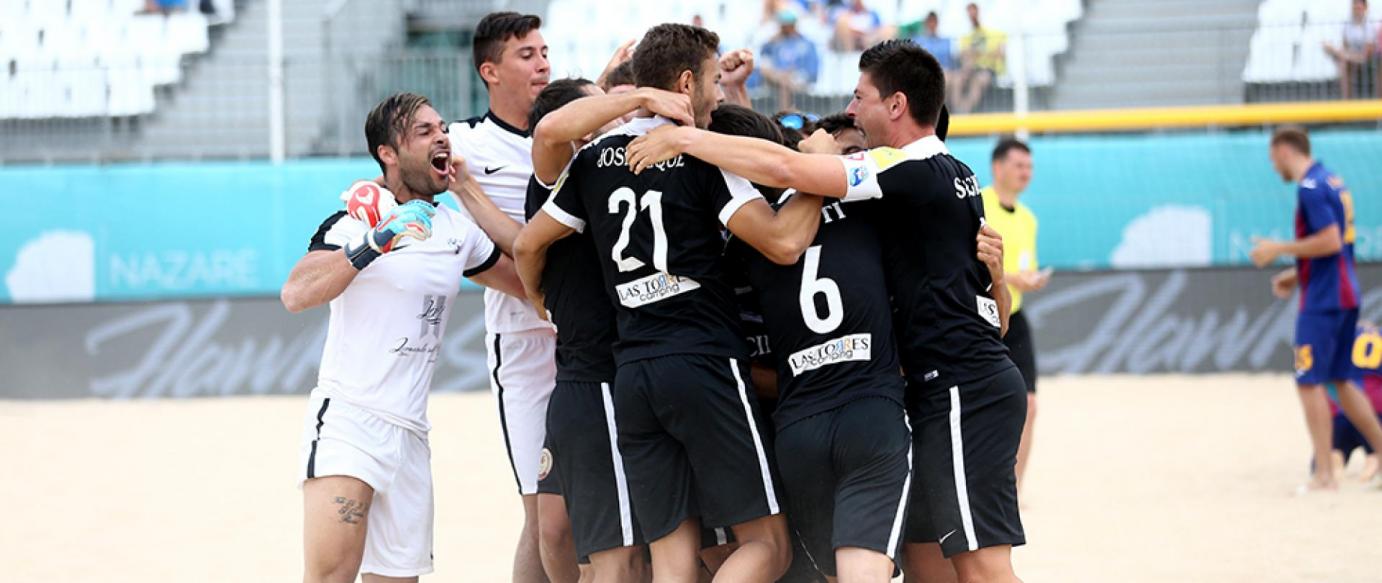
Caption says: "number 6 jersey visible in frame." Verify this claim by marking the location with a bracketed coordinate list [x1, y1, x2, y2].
[543, 116, 761, 365]
[726, 194, 905, 430]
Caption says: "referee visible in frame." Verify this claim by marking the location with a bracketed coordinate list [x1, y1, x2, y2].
[981, 137, 1049, 492]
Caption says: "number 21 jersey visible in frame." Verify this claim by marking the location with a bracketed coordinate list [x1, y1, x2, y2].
[544, 116, 762, 365]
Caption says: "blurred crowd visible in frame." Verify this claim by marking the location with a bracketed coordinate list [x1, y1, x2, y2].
[732, 0, 1008, 112]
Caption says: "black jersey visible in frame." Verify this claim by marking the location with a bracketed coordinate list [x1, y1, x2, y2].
[838, 136, 1013, 391]
[544, 117, 762, 365]
[727, 194, 905, 428]
[524, 176, 618, 382]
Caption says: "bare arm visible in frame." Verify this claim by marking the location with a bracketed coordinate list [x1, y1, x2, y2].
[467, 254, 526, 299]
[627, 126, 849, 197]
[725, 195, 825, 265]
[532, 88, 694, 184]
[1271, 266, 1298, 299]
[719, 49, 755, 108]
[281, 250, 359, 313]
[1250, 225, 1342, 267]
[452, 176, 522, 257]
[512, 211, 577, 319]
[977, 223, 1010, 337]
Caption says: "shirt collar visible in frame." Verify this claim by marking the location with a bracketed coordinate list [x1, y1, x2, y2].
[621, 115, 677, 136]
[900, 134, 949, 159]
[485, 110, 529, 137]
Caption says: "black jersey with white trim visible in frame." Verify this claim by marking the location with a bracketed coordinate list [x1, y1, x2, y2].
[726, 194, 904, 428]
[838, 136, 1013, 392]
[544, 116, 760, 365]
[524, 176, 617, 382]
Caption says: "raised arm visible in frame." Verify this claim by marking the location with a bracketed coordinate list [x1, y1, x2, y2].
[532, 88, 694, 184]
[1250, 225, 1343, 267]
[282, 201, 436, 313]
[512, 211, 577, 319]
[627, 126, 849, 197]
[449, 157, 522, 256]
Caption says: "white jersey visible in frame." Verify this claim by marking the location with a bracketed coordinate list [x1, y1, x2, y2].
[449, 112, 555, 335]
[309, 204, 501, 435]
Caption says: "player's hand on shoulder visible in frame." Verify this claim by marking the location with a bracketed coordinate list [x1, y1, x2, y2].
[799, 129, 842, 155]
[627, 125, 695, 174]
[636, 87, 694, 128]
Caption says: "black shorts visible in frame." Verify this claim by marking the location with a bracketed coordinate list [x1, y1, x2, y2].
[1333, 412, 1380, 459]
[906, 366, 1026, 557]
[1004, 310, 1037, 393]
[613, 354, 782, 541]
[776, 397, 912, 576]
[545, 380, 644, 558]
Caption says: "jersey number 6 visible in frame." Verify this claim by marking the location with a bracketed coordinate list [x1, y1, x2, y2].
[800, 245, 844, 334]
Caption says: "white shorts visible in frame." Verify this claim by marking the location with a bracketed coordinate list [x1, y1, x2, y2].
[299, 392, 435, 577]
[486, 329, 558, 495]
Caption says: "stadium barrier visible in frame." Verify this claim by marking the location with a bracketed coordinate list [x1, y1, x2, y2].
[2, 264, 1378, 399]
[3, 128, 1379, 304]
[948, 100, 1382, 136]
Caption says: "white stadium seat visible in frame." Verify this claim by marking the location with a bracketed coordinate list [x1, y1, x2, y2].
[0, 0, 228, 119]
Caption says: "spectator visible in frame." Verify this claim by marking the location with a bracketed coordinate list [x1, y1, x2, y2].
[815, 112, 866, 154]
[951, 2, 1007, 113]
[759, 9, 821, 111]
[900, 12, 957, 75]
[831, 0, 884, 51]
[1323, 0, 1379, 99]
[143, 0, 187, 15]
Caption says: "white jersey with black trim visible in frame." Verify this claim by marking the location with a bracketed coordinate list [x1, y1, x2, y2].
[310, 204, 501, 436]
[449, 111, 555, 335]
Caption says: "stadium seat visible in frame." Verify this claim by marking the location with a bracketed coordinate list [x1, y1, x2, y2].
[0, 0, 226, 120]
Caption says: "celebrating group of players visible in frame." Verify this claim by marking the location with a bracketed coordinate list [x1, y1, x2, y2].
[282, 10, 1028, 583]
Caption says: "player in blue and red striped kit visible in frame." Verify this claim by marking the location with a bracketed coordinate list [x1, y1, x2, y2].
[1252, 125, 1382, 491]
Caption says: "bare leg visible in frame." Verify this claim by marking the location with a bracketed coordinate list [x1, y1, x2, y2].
[1015, 393, 1037, 494]
[362, 575, 417, 583]
[699, 541, 737, 579]
[902, 543, 956, 583]
[950, 545, 1020, 583]
[1330, 450, 1347, 481]
[1361, 453, 1380, 481]
[516, 494, 551, 583]
[948, 67, 973, 113]
[1335, 380, 1382, 452]
[303, 476, 373, 583]
[539, 493, 581, 583]
[650, 518, 704, 583]
[588, 545, 649, 583]
[717, 515, 791, 582]
[834, 546, 894, 583]
[1340, 60, 1354, 100]
[1297, 384, 1337, 489]
[961, 70, 993, 114]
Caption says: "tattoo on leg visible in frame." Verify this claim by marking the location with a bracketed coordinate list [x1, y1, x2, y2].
[332, 496, 368, 524]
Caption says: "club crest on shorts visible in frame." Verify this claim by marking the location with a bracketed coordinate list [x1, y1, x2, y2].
[538, 448, 553, 481]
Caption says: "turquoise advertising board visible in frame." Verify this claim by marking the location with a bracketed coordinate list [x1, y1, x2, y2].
[1, 129, 1379, 303]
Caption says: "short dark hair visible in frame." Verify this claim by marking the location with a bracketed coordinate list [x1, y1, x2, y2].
[632, 23, 720, 92]
[815, 112, 858, 136]
[709, 104, 787, 199]
[472, 12, 542, 82]
[991, 137, 1031, 162]
[925, 11, 939, 22]
[528, 77, 595, 131]
[603, 61, 635, 90]
[1272, 126, 1311, 155]
[365, 92, 431, 173]
[858, 39, 946, 127]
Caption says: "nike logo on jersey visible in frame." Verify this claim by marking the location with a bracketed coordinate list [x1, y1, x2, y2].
[484, 166, 506, 175]
[939, 529, 958, 545]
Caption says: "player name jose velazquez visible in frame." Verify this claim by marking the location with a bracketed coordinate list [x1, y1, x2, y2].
[616, 271, 702, 308]
[597, 146, 686, 171]
[788, 333, 872, 376]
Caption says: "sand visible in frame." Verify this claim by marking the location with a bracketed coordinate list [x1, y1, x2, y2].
[2, 374, 1380, 582]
